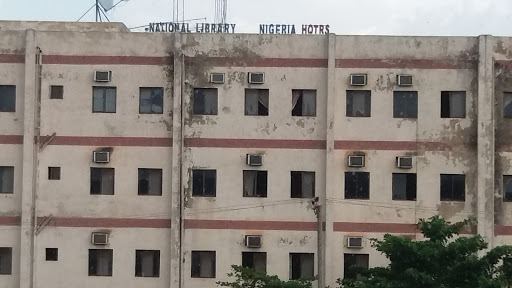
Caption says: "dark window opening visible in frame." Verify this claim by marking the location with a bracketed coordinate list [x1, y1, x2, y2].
[46, 248, 58, 261]
[191, 251, 216, 278]
[0, 85, 15, 112]
[243, 170, 267, 197]
[344, 253, 369, 281]
[92, 87, 116, 113]
[504, 175, 512, 202]
[292, 90, 316, 116]
[140, 87, 163, 114]
[0, 247, 12, 275]
[440, 174, 465, 201]
[504, 92, 512, 118]
[393, 91, 418, 118]
[245, 89, 269, 116]
[0, 166, 14, 194]
[138, 168, 162, 196]
[90, 168, 115, 195]
[135, 250, 160, 277]
[88, 249, 113, 276]
[289, 253, 314, 280]
[192, 169, 216, 197]
[291, 171, 315, 198]
[345, 172, 370, 199]
[346, 90, 371, 117]
[441, 91, 466, 118]
[50, 85, 64, 99]
[392, 173, 416, 201]
[242, 252, 266, 273]
[193, 88, 218, 115]
[48, 167, 61, 180]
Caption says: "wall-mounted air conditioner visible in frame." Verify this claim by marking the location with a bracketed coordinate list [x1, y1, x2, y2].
[245, 235, 262, 248]
[246, 154, 263, 166]
[350, 74, 367, 86]
[347, 236, 364, 248]
[94, 71, 112, 82]
[210, 73, 225, 84]
[348, 155, 365, 168]
[93, 151, 110, 163]
[248, 72, 265, 84]
[396, 156, 413, 169]
[91, 232, 109, 245]
[397, 74, 413, 86]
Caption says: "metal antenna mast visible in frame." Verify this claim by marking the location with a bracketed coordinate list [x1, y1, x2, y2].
[214, 0, 227, 24]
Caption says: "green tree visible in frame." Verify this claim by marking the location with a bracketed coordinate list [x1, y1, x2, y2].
[341, 216, 512, 288]
[217, 265, 312, 288]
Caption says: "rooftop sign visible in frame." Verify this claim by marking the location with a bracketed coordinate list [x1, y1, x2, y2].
[147, 22, 330, 35]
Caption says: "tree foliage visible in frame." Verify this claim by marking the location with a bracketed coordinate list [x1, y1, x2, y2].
[341, 216, 512, 288]
[217, 265, 312, 288]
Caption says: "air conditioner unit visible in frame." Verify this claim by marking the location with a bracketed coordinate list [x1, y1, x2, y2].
[246, 154, 263, 166]
[348, 155, 365, 168]
[347, 236, 364, 248]
[248, 72, 265, 84]
[245, 235, 262, 248]
[350, 74, 367, 86]
[396, 156, 413, 169]
[93, 151, 110, 163]
[94, 71, 112, 82]
[91, 232, 109, 245]
[397, 74, 413, 86]
[210, 72, 225, 84]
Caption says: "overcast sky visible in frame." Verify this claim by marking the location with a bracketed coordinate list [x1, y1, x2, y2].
[0, 0, 511, 36]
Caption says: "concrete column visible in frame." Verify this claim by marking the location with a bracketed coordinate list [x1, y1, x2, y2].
[322, 33, 336, 288]
[170, 34, 183, 288]
[19, 29, 37, 288]
[477, 35, 495, 247]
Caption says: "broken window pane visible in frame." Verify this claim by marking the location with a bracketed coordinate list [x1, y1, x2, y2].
[289, 253, 314, 280]
[88, 249, 113, 276]
[193, 88, 218, 115]
[243, 170, 268, 197]
[504, 93, 512, 118]
[441, 91, 466, 118]
[135, 250, 160, 277]
[392, 173, 417, 201]
[242, 252, 266, 273]
[191, 251, 216, 278]
[292, 90, 316, 116]
[393, 91, 418, 118]
[50, 85, 64, 99]
[138, 169, 162, 196]
[346, 90, 371, 117]
[90, 168, 115, 195]
[92, 87, 116, 113]
[345, 172, 370, 199]
[245, 89, 269, 116]
[344, 253, 369, 281]
[504, 176, 512, 202]
[140, 87, 163, 114]
[46, 248, 58, 261]
[0, 85, 15, 112]
[192, 169, 216, 197]
[291, 171, 315, 198]
[0, 166, 14, 194]
[48, 167, 61, 180]
[440, 174, 465, 201]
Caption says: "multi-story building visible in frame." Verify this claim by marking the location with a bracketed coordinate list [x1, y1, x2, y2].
[0, 20, 510, 288]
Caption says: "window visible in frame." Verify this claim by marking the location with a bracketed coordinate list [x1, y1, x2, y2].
[0, 166, 14, 194]
[504, 176, 512, 202]
[346, 90, 371, 117]
[192, 169, 216, 197]
[245, 89, 269, 116]
[138, 169, 162, 196]
[92, 87, 116, 113]
[440, 174, 465, 201]
[344, 253, 369, 281]
[191, 251, 216, 278]
[392, 173, 416, 201]
[50, 85, 63, 99]
[0, 247, 12, 275]
[504, 92, 512, 118]
[46, 248, 58, 261]
[193, 88, 218, 115]
[89, 249, 113, 276]
[291, 171, 315, 198]
[242, 252, 266, 273]
[292, 90, 316, 116]
[90, 168, 114, 195]
[135, 250, 160, 277]
[393, 91, 418, 118]
[441, 91, 466, 118]
[289, 253, 314, 280]
[243, 170, 267, 197]
[140, 87, 163, 114]
[48, 167, 61, 180]
[345, 172, 370, 199]
[0, 85, 15, 112]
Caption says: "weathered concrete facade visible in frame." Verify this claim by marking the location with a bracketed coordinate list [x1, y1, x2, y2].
[0, 21, 509, 288]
